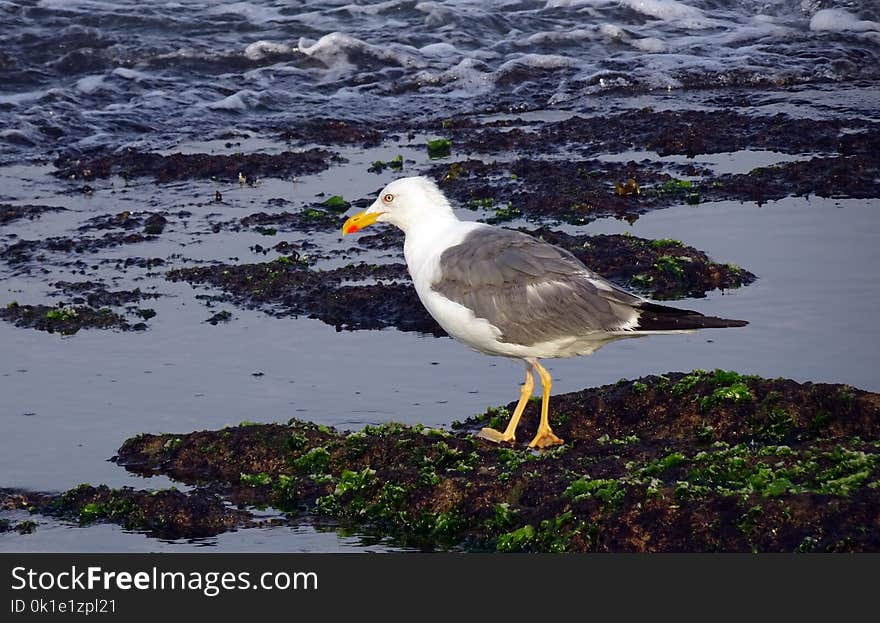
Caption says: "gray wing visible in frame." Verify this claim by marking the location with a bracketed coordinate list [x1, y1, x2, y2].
[433, 227, 643, 346]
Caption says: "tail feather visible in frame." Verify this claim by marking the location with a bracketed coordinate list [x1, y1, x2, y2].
[635, 301, 748, 331]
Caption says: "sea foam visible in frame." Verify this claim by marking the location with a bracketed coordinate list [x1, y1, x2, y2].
[810, 9, 880, 33]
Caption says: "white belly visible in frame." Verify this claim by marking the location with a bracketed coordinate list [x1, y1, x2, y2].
[418, 283, 636, 358]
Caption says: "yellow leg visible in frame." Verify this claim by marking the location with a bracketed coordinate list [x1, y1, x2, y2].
[528, 360, 563, 449]
[477, 367, 534, 444]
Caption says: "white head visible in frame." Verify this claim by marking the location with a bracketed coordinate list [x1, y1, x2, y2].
[342, 176, 456, 236]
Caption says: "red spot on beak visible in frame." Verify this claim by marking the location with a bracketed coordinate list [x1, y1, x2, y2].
[344, 224, 360, 234]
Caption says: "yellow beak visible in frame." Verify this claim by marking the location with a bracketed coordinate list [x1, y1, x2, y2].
[342, 210, 383, 235]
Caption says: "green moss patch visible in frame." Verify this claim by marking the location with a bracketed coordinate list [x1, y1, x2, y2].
[426, 139, 452, 159]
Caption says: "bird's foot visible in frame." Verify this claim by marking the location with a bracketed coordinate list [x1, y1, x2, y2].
[476, 427, 516, 444]
[528, 427, 563, 449]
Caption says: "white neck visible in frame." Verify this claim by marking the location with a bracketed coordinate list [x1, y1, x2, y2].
[390, 202, 458, 234]
[403, 214, 483, 284]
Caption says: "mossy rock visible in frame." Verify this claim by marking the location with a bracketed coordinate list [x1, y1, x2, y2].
[106, 372, 880, 552]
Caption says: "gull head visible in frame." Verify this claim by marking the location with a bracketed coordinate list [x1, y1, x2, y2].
[342, 176, 455, 236]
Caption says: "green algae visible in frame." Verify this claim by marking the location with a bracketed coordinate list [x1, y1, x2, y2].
[426, 138, 452, 158]
[485, 202, 522, 224]
[563, 477, 626, 508]
[45, 307, 78, 322]
[369, 155, 404, 173]
[496, 524, 535, 552]
[654, 255, 689, 278]
[293, 447, 332, 475]
[649, 238, 683, 249]
[322, 195, 350, 212]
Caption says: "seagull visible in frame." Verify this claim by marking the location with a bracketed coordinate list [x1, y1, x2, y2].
[342, 176, 747, 449]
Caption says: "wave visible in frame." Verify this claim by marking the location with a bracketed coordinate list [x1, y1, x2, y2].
[1, 0, 879, 163]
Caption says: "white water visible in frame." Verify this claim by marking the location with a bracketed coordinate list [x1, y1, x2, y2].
[1, 0, 878, 162]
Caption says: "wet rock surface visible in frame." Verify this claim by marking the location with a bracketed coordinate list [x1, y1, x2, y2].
[2, 485, 248, 540]
[166, 260, 434, 334]
[52, 280, 162, 308]
[0, 301, 146, 335]
[0, 514, 38, 535]
[355, 228, 405, 252]
[441, 110, 878, 159]
[0, 203, 65, 226]
[429, 158, 686, 224]
[428, 150, 879, 224]
[278, 118, 387, 147]
[401, 108, 880, 224]
[95, 372, 880, 551]
[166, 230, 752, 335]
[238, 206, 344, 234]
[1, 232, 158, 265]
[54, 148, 339, 183]
[525, 228, 754, 299]
[715, 153, 880, 202]
[77, 210, 187, 235]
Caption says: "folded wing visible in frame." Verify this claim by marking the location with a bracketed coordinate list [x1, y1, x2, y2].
[433, 227, 746, 347]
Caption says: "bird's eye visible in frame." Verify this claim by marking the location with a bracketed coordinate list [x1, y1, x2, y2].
[383, 193, 394, 203]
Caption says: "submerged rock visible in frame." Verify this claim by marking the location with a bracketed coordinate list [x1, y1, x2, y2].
[166, 260, 432, 333]
[54, 148, 339, 183]
[278, 118, 386, 147]
[165, 231, 753, 335]
[0, 302, 143, 335]
[52, 281, 162, 308]
[442, 110, 878, 159]
[1, 231, 158, 265]
[27, 485, 246, 540]
[428, 151, 880, 224]
[0, 204, 65, 226]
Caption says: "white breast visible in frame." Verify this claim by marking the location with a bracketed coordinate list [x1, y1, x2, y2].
[403, 221, 510, 355]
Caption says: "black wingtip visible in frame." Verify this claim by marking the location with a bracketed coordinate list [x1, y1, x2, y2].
[636, 302, 748, 331]
[720, 318, 749, 328]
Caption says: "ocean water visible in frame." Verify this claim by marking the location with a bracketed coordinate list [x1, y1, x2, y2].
[1, 0, 879, 163]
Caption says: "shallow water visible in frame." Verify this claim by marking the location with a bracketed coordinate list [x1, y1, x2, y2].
[0, 509, 414, 552]
[1, 150, 878, 549]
